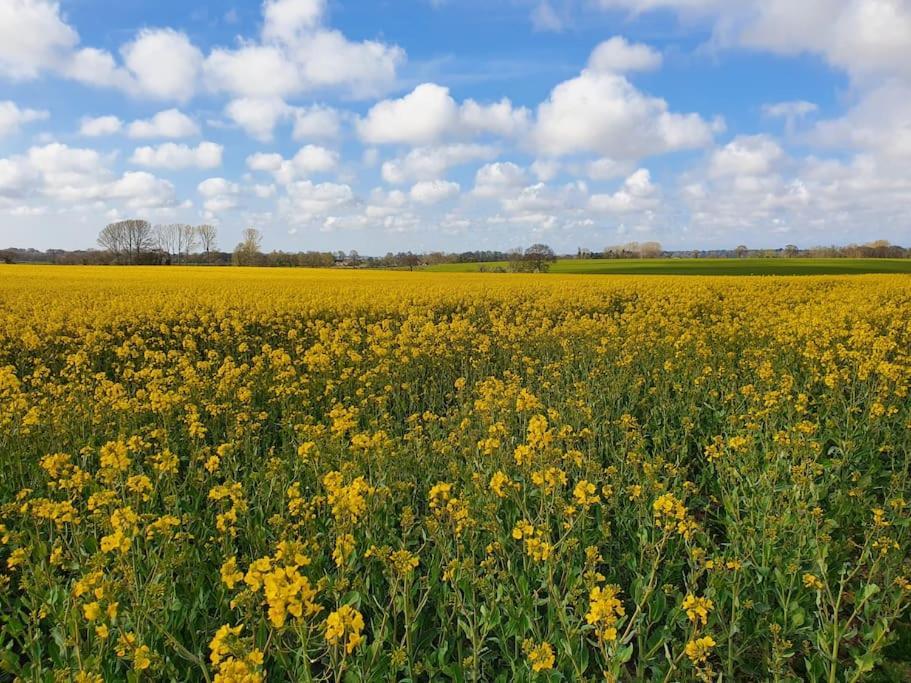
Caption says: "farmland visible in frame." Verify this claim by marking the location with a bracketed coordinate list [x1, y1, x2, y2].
[0, 265, 910, 681]
[425, 258, 911, 275]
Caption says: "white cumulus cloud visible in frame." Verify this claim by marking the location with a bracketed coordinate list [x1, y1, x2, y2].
[130, 141, 223, 169]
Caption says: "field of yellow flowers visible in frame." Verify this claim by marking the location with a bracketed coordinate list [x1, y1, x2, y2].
[1, 265, 910, 682]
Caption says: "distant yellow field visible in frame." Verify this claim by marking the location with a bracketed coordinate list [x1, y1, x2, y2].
[1, 265, 910, 681]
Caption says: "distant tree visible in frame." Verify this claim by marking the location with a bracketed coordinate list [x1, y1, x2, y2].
[197, 224, 218, 258]
[154, 224, 177, 259]
[784, 244, 799, 258]
[520, 244, 557, 273]
[232, 228, 263, 266]
[98, 219, 153, 264]
[0, 249, 13, 264]
[399, 252, 420, 271]
[735, 244, 748, 258]
[348, 250, 362, 267]
[175, 224, 198, 264]
[639, 241, 663, 259]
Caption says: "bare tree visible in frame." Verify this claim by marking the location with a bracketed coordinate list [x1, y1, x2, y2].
[98, 223, 128, 260]
[639, 241, 663, 259]
[99, 219, 153, 264]
[155, 224, 178, 259]
[197, 224, 218, 259]
[176, 224, 198, 264]
[735, 244, 748, 258]
[784, 244, 799, 258]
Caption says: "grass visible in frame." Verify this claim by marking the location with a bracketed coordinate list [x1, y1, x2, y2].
[425, 258, 911, 275]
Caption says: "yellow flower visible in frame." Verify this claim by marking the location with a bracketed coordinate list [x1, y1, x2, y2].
[685, 635, 716, 665]
[428, 481, 453, 509]
[262, 566, 321, 628]
[682, 594, 714, 626]
[82, 601, 101, 622]
[221, 556, 244, 589]
[390, 549, 419, 576]
[573, 479, 600, 507]
[489, 470, 511, 498]
[523, 639, 555, 672]
[333, 534, 356, 568]
[325, 605, 365, 654]
[586, 584, 625, 642]
[7, 547, 27, 570]
[74, 673, 103, 683]
[134, 645, 152, 671]
[803, 573, 824, 590]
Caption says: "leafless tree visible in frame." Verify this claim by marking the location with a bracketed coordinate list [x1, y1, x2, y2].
[98, 219, 153, 264]
[98, 223, 127, 259]
[197, 224, 217, 258]
[176, 224, 198, 264]
[638, 241, 663, 259]
[155, 224, 178, 258]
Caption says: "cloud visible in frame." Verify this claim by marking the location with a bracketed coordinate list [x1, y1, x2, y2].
[107, 171, 176, 209]
[0, 100, 49, 137]
[811, 82, 911, 161]
[472, 162, 528, 198]
[281, 179, 355, 222]
[531, 1, 566, 32]
[0, 156, 39, 197]
[127, 109, 199, 138]
[292, 104, 341, 140]
[261, 0, 325, 44]
[290, 144, 338, 174]
[500, 180, 588, 215]
[246, 152, 284, 172]
[380, 144, 499, 184]
[586, 157, 633, 180]
[283, 29, 405, 98]
[460, 98, 531, 137]
[130, 141, 223, 169]
[589, 168, 659, 212]
[763, 100, 818, 119]
[79, 115, 122, 137]
[596, 0, 911, 82]
[204, 46, 300, 99]
[198, 176, 240, 215]
[223, 99, 341, 142]
[357, 83, 529, 145]
[245, 145, 338, 185]
[0, 0, 77, 79]
[0, 142, 176, 209]
[357, 83, 459, 145]
[1, 0, 402, 105]
[709, 135, 784, 178]
[120, 29, 203, 101]
[204, 0, 403, 101]
[533, 68, 716, 159]
[224, 97, 290, 141]
[410, 179, 460, 204]
[531, 159, 561, 182]
[587, 37, 662, 73]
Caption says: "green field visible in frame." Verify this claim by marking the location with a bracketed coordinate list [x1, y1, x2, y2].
[425, 258, 911, 275]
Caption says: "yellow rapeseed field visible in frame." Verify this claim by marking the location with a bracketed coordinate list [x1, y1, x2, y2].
[1, 265, 910, 682]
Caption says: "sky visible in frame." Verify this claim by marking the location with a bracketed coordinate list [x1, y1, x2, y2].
[1, 0, 910, 254]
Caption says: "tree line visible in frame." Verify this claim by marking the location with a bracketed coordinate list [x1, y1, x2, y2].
[1, 218, 908, 267]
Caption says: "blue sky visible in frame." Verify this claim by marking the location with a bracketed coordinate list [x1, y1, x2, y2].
[1, 0, 909, 253]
